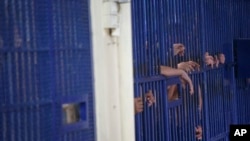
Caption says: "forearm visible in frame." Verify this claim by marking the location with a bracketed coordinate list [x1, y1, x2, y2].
[180, 71, 192, 86]
[160, 65, 194, 94]
[160, 65, 186, 76]
[180, 71, 194, 94]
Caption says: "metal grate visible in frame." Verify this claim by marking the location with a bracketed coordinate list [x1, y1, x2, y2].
[132, 0, 250, 141]
[0, 0, 95, 141]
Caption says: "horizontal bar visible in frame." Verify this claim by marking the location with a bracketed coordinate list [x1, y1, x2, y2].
[135, 75, 167, 83]
[135, 75, 181, 84]
[62, 121, 89, 133]
[168, 99, 182, 108]
[209, 132, 228, 141]
[0, 100, 53, 112]
[0, 48, 89, 53]
[0, 94, 89, 112]
[57, 94, 89, 104]
[203, 65, 225, 72]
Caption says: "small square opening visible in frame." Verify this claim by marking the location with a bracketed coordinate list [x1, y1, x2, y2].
[62, 102, 86, 125]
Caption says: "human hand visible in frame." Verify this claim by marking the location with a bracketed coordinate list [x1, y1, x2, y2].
[204, 52, 214, 68]
[218, 53, 225, 64]
[134, 97, 143, 114]
[178, 61, 200, 73]
[195, 126, 202, 140]
[145, 90, 156, 107]
[214, 55, 219, 68]
[173, 43, 185, 56]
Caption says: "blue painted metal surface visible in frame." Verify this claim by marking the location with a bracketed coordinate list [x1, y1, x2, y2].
[132, 0, 250, 141]
[233, 39, 250, 78]
[234, 0, 250, 124]
[0, 0, 95, 141]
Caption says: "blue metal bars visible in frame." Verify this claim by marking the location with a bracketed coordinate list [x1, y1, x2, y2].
[0, 0, 95, 141]
[132, 0, 250, 141]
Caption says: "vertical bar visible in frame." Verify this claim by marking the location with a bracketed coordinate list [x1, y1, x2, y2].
[141, 0, 146, 77]
[159, 0, 166, 66]
[135, 83, 142, 141]
[200, 0, 211, 140]
[163, 80, 170, 141]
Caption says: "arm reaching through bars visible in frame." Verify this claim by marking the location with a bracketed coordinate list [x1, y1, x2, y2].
[204, 52, 214, 68]
[205, 52, 226, 68]
[177, 61, 200, 73]
[134, 97, 143, 114]
[134, 90, 156, 114]
[160, 65, 194, 95]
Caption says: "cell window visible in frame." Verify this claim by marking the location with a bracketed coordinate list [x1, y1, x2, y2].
[62, 102, 86, 124]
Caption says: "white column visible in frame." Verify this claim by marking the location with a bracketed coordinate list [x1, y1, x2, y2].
[117, 3, 135, 141]
[90, 1, 134, 141]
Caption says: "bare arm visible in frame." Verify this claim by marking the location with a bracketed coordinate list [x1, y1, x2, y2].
[160, 65, 194, 94]
[160, 66, 185, 76]
[177, 61, 200, 72]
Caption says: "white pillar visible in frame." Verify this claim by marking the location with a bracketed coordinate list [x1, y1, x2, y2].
[91, 1, 135, 141]
[117, 2, 135, 141]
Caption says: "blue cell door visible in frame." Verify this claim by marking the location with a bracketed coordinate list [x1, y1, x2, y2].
[0, 0, 95, 141]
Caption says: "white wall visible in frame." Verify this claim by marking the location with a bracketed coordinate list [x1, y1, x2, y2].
[90, 1, 135, 141]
